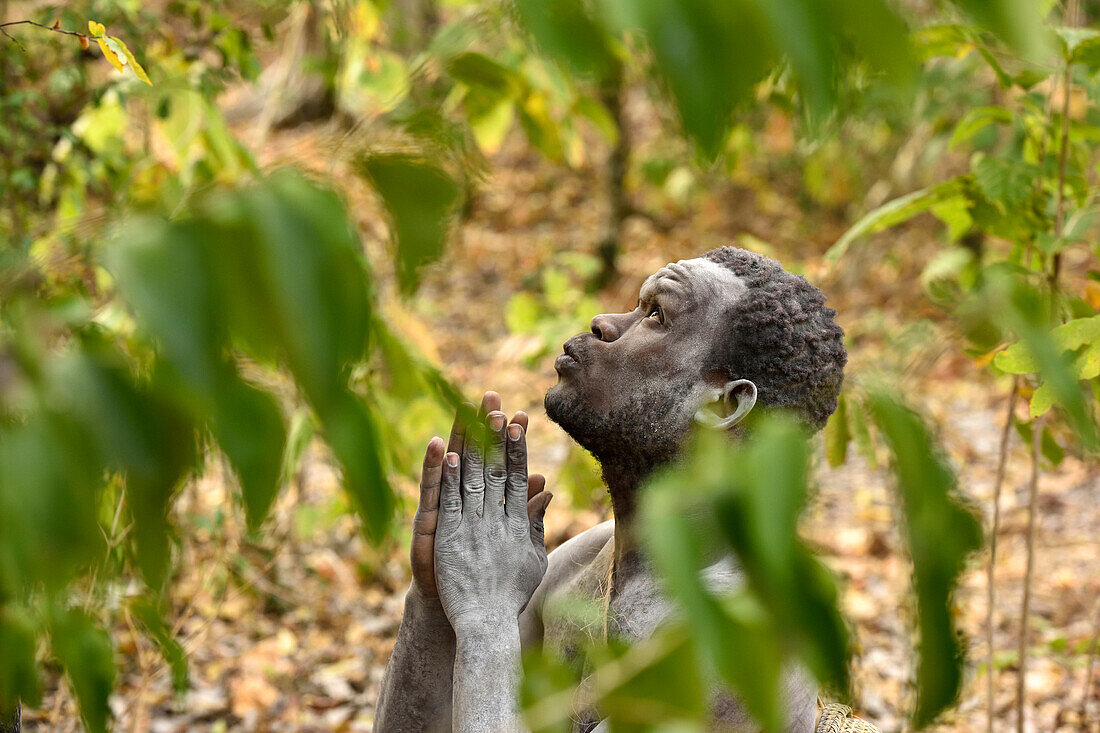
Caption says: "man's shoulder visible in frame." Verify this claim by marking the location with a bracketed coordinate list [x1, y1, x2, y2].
[520, 519, 614, 645]
[547, 519, 615, 567]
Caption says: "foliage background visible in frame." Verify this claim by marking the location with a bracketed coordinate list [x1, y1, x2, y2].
[1, 0, 1098, 731]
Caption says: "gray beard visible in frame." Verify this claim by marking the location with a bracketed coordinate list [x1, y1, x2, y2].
[544, 381, 696, 518]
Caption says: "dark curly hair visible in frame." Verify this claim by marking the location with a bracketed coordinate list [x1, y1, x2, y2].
[703, 246, 847, 432]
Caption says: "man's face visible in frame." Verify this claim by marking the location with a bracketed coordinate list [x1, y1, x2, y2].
[544, 257, 747, 465]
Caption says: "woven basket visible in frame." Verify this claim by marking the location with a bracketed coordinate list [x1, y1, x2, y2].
[816, 703, 881, 733]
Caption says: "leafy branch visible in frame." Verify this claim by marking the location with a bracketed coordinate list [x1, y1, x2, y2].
[0, 18, 150, 85]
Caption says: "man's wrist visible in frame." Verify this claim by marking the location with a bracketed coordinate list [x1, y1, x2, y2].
[452, 612, 520, 641]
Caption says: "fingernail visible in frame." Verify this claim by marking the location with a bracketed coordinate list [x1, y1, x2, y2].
[446, 452, 458, 467]
[489, 412, 505, 431]
[508, 424, 522, 441]
[544, 493, 553, 509]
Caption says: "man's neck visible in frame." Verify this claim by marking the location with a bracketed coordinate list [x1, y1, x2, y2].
[599, 456, 649, 583]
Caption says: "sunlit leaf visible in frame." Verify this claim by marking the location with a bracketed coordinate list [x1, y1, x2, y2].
[108, 35, 152, 85]
[95, 38, 125, 73]
[827, 179, 967, 261]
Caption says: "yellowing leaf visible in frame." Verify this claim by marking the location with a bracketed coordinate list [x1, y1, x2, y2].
[992, 342, 1037, 374]
[1030, 381, 1055, 418]
[109, 36, 152, 85]
[95, 38, 124, 73]
[87, 20, 106, 38]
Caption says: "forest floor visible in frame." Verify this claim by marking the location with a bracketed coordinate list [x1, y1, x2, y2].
[22, 99, 1100, 732]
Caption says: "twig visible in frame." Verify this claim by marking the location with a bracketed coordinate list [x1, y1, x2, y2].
[1015, 416, 1043, 733]
[987, 376, 1019, 733]
[0, 20, 89, 51]
[1080, 598, 1100, 731]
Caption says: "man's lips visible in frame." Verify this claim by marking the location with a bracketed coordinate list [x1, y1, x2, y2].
[554, 341, 583, 373]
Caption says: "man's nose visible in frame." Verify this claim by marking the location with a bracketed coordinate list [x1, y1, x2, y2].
[590, 313, 628, 342]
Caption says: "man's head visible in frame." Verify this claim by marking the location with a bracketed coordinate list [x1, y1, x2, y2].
[544, 247, 846, 490]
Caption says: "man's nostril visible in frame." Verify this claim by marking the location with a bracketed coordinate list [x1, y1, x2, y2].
[592, 324, 603, 339]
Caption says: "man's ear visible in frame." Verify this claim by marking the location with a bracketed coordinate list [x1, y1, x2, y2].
[694, 379, 757, 430]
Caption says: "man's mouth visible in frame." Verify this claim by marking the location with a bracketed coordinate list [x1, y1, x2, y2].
[554, 341, 583, 373]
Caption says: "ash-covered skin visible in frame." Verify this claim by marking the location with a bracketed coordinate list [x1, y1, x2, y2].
[375, 247, 846, 733]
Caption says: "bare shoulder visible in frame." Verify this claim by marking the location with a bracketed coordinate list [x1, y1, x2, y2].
[520, 519, 614, 645]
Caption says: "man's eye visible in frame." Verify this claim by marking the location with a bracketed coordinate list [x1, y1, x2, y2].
[647, 305, 663, 324]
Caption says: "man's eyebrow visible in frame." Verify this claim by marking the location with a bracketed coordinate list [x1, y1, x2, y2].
[638, 276, 686, 305]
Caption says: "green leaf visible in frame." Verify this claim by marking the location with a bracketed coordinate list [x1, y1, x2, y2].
[972, 157, 1036, 209]
[949, 0, 1049, 60]
[0, 606, 40, 710]
[591, 624, 707, 729]
[867, 393, 982, 727]
[446, 52, 524, 100]
[49, 347, 196, 587]
[993, 342, 1036, 374]
[50, 607, 115, 733]
[604, 0, 776, 159]
[0, 416, 103, 595]
[87, 20, 106, 37]
[357, 154, 462, 295]
[514, 0, 620, 81]
[129, 598, 188, 694]
[1055, 27, 1100, 61]
[950, 106, 1013, 149]
[827, 179, 966, 261]
[212, 377, 286, 532]
[320, 395, 395, 542]
[642, 419, 850, 728]
[572, 95, 619, 145]
[824, 393, 850, 467]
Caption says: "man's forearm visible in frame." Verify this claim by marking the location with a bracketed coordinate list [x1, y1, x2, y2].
[374, 584, 456, 733]
[452, 621, 524, 733]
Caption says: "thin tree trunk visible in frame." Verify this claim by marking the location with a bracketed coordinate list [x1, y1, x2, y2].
[1015, 418, 1043, 733]
[595, 66, 628, 288]
[987, 376, 1019, 733]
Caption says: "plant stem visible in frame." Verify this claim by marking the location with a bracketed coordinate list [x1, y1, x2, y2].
[987, 376, 1019, 733]
[1015, 416, 1043, 733]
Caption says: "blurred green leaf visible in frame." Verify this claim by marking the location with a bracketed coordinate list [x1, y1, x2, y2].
[129, 598, 188, 694]
[642, 419, 850, 729]
[0, 606, 40, 710]
[949, 0, 1049, 61]
[514, 0, 620, 81]
[973, 156, 1036, 209]
[824, 393, 851, 467]
[867, 393, 982, 727]
[0, 415, 103, 596]
[357, 154, 462, 295]
[604, 0, 776, 159]
[49, 607, 114, 733]
[212, 377, 286, 532]
[828, 179, 966, 262]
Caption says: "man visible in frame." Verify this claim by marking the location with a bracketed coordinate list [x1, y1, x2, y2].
[374, 246, 847, 732]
